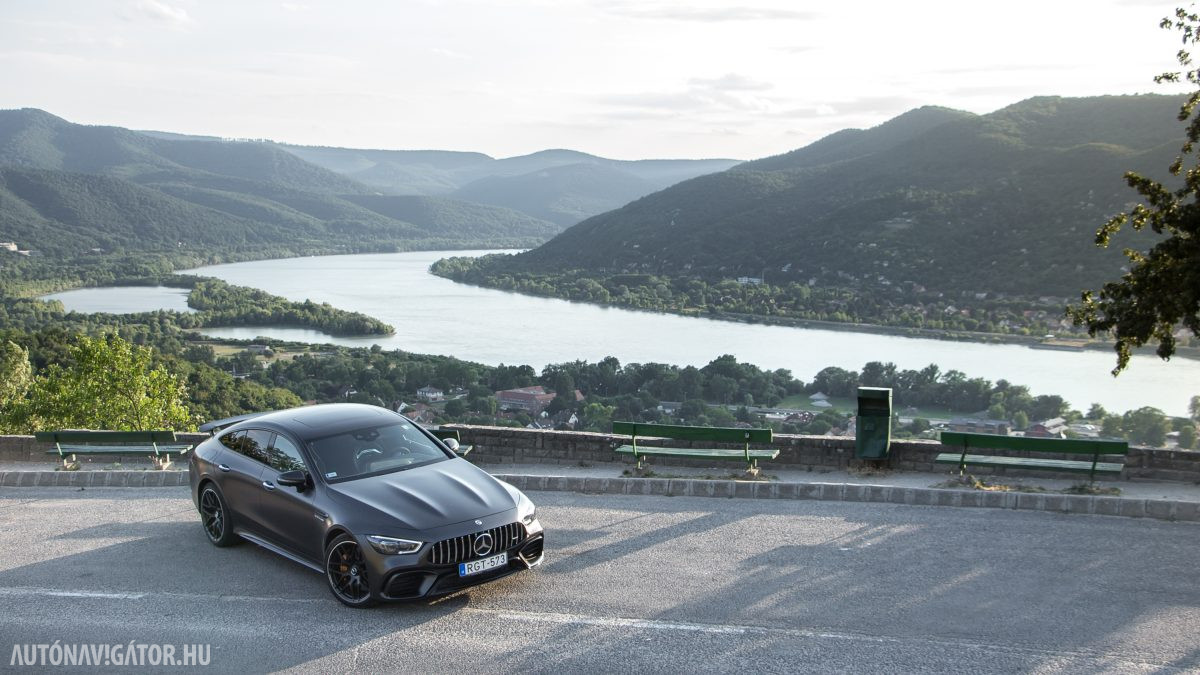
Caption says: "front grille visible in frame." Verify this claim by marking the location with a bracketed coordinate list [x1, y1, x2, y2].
[429, 522, 525, 565]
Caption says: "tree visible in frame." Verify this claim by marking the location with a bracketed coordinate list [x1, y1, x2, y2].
[443, 399, 467, 418]
[1178, 423, 1197, 449]
[1122, 406, 1172, 447]
[1102, 415, 1124, 439]
[1086, 403, 1108, 421]
[0, 340, 32, 407]
[1068, 9, 1200, 374]
[0, 341, 33, 432]
[1012, 410, 1029, 431]
[580, 402, 615, 432]
[1190, 395, 1200, 422]
[18, 335, 193, 432]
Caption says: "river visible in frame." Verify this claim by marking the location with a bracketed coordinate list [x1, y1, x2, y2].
[44, 250, 1198, 416]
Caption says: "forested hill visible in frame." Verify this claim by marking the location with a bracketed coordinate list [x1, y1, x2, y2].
[0, 109, 558, 255]
[497, 95, 1186, 298]
[139, 128, 741, 227]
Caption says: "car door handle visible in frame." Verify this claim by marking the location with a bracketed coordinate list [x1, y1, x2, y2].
[261, 481, 276, 491]
[217, 464, 231, 472]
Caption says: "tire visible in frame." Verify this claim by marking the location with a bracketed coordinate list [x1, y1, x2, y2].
[198, 484, 238, 547]
[325, 533, 378, 608]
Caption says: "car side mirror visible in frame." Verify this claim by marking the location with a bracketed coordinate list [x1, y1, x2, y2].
[443, 438, 461, 455]
[277, 470, 309, 491]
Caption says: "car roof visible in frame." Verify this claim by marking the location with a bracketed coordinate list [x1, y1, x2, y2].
[223, 403, 407, 442]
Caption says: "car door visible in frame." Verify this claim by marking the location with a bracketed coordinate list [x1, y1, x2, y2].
[257, 432, 325, 562]
[211, 430, 266, 534]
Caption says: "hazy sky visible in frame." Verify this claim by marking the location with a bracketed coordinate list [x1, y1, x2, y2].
[0, 0, 1190, 159]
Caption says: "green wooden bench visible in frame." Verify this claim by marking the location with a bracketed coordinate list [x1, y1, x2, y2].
[36, 430, 193, 470]
[935, 431, 1128, 483]
[612, 421, 776, 474]
[429, 428, 473, 456]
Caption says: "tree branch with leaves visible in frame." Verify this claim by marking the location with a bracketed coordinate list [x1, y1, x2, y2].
[1068, 7, 1200, 374]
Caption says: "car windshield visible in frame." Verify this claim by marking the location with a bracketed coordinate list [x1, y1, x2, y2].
[306, 421, 449, 483]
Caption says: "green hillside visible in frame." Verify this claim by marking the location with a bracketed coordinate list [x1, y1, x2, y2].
[0, 109, 560, 255]
[451, 162, 656, 226]
[340, 194, 559, 239]
[482, 95, 1183, 298]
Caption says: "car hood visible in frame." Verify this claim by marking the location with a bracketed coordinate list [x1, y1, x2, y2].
[327, 459, 517, 531]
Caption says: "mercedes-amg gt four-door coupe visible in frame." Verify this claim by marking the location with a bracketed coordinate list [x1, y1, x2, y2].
[188, 403, 544, 607]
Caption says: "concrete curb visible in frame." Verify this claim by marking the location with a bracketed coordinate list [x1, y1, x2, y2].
[0, 470, 190, 488]
[2, 470, 1198, 523]
[489, 474, 1200, 524]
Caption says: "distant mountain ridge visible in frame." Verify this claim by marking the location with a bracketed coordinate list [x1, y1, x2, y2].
[137, 127, 742, 227]
[0, 108, 559, 254]
[492, 95, 1185, 298]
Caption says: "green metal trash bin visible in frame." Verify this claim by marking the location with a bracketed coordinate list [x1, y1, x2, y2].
[855, 387, 892, 459]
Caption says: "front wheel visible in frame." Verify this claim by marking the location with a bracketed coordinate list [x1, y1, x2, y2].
[198, 485, 238, 547]
[325, 533, 377, 608]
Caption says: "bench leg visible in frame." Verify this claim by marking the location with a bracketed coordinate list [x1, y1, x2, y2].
[744, 459, 760, 478]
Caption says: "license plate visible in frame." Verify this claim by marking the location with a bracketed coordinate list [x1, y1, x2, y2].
[458, 552, 507, 577]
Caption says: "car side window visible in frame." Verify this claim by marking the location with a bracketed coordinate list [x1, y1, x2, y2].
[241, 429, 273, 465]
[218, 430, 243, 452]
[267, 434, 306, 473]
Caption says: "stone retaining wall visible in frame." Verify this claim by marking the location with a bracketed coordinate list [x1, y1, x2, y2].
[443, 426, 1200, 483]
[2, 427, 1198, 483]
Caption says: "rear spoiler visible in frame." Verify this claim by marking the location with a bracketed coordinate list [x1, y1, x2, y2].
[198, 410, 276, 434]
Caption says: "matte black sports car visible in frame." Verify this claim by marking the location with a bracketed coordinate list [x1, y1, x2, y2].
[188, 403, 544, 607]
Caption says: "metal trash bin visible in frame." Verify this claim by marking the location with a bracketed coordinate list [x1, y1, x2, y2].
[855, 387, 892, 459]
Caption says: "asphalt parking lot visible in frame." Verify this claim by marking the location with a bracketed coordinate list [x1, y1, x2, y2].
[1, 486, 1198, 673]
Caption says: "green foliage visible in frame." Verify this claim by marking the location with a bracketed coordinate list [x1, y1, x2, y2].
[1178, 423, 1196, 449]
[12, 334, 192, 432]
[187, 279, 394, 336]
[1121, 406, 1172, 447]
[431, 255, 1088, 338]
[1069, 10, 1200, 373]
[0, 340, 32, 431]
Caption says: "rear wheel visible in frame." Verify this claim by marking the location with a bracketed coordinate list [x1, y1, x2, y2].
[325, 533, 377, 608]
[198, 485, 238, 547]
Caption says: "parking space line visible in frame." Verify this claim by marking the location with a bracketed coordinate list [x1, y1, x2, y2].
[0, 586, 1179, 671]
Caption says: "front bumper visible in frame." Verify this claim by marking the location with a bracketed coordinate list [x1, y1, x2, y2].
[361, 520, 545, 601]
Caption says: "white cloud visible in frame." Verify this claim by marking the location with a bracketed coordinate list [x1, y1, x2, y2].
[688, 73, 774, 92]
[127, 0, 192, 25]
[600, 3, 818, 22]
[431, 47, 471, 61]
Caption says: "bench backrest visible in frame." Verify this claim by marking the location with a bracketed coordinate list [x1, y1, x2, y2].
[428, 429, 461, 442]
[612, 421, 772, 444]
[34, 430, 178, 444]
[939, 431, 1128, 456]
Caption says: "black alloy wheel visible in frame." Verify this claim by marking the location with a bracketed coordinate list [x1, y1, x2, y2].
[325, 534, 377, 607]
[199, 485, 238, 547]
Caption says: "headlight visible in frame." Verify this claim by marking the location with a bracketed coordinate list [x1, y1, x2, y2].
[516, 493, 537, 526]
[366, 535, 422, 555]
